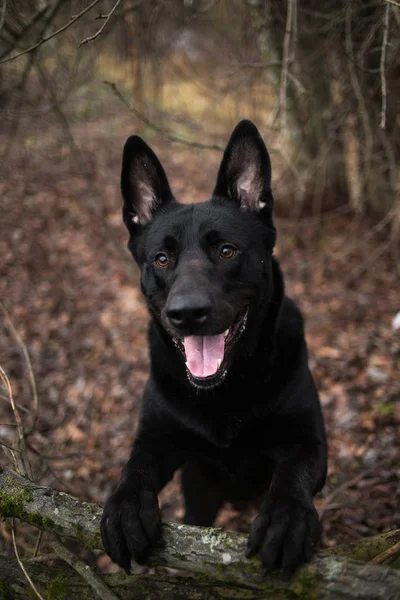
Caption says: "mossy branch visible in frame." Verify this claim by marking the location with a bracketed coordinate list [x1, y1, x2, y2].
[1, 468, 400, 600]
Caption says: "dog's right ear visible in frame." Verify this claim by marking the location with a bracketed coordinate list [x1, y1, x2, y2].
[121, 136, 174, 230]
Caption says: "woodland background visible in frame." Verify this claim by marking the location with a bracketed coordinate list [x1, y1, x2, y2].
[0, 0, 399, 588]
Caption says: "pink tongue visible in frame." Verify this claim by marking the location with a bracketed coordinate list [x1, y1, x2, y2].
[183, 335, 225, 378]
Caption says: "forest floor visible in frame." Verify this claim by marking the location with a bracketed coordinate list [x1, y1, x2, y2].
[0, 115, 399, 571]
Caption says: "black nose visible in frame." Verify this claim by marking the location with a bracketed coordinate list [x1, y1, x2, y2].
[166, 294, 212, 332]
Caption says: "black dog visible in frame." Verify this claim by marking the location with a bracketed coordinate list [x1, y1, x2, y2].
[101, 120, 327, 574]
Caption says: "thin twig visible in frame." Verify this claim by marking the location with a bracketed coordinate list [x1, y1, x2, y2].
[2, 0, 64, 159]
[384, 0, 400, 7]
[26, 553, 60, 564]
[319, 469, 370, 518]
[32, 530, 43, 559]
[380, 3, 390, 128]
[52, 539, 120, 600]
[0, 440, 20, 466]
[11, 521, 46, 600]
[0, 0, 7, 33]
[35, 61, 89, 176]
[319, 458, 394, 518]
[79, 0, 122, 47]
[345, 5, 373, 194]
[0, 3, 49, 61]
[104, 80, 225, 151]
[372, 541, 400, 564]
[1, 302, 39, 435]
[0, 392, 30, 413]
[0, 0, 101, 64]
[345, 238, 392, 285]
[221, 60, 282, 78]
[0, 366, 32, 478]
[279, 0, 295, 133]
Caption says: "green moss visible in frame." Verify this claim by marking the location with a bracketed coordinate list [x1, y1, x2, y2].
[0, 488, 33, 518]
[290, 567, 319, 600]
[0, 489, 62, 533]
[244, 557, 260, 574]
[0, 578, 13, 600]
[45, 576, 67, 600]
[27, 586, 38, 600]
[375, 402, 395, 417]
[75, 523, 94, 550]
[173, 552, 185, 560]
[218, 588, 259, 598]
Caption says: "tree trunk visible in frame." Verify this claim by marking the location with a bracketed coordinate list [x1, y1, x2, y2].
[1, 469, 400, 599]
[251, 0, 400, 216]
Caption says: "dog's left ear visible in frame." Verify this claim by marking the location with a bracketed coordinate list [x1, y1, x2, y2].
[213, 120, 273, 215]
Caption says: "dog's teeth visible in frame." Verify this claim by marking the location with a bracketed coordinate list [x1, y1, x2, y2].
[217, 359, 222, 368]
[224, 329, 229, 338]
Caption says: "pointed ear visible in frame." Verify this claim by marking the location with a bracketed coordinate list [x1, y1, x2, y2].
[213, 120, 273, 214]
[121, 136, 174, 229]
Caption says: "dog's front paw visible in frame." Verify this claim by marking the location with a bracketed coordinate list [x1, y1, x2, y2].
[247, 496, 321, 574]
[101, 485, 161, 573]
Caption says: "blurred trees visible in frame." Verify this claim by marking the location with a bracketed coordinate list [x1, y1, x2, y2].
[0, 0, 399, 227]
[253, 0, 400, 222]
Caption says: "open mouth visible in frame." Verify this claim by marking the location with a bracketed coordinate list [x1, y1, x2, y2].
[173, 307, 248, 389]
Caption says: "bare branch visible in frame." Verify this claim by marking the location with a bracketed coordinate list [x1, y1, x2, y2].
[0, 302, 39, 436]
[372, 541, 400, 565]
[345, 5, 373, 195]
[79, 0, 122, 47]
[32, 531, 43, 559]
[104, 80, 225, 151]
[221, 60, 282, 79]
[0, 0, 101, 65]
[0, 366, 31, 478]
[380, 3, 390, 128]
[0, 3, 49, 60]
[0, 0, 7, 33]
[11, 520, 46, 600]
[279, 0, 296, 133]
[52, 539, 120, 600]
[1, 470, 400, 599]
[384, 0, 400, 7]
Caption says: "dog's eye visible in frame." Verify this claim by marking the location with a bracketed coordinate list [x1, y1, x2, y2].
[155, 253, 169, 267]
[220, 245, 236, 259]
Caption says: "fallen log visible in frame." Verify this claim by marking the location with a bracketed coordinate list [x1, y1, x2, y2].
[1, 468, 400, 600]
[0, 555, 270, 600]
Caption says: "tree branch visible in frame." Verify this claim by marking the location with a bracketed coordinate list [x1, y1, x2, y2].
[0, 555, 268, 600]
[79, 0, 122, 47]
[380, 2, 390, 128]
[0, 0, 7, 34]
[0, 0, 101, 65]
[1, 469, 400, 599]
[104, 80, 225, 152]
[51, 539, 119, 600]
[11, 520, 46, 600]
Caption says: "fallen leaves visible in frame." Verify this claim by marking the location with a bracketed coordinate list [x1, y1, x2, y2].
[0, 127, 399, 563]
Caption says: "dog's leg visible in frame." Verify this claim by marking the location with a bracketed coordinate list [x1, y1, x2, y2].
[101, 431, 184, 572]
[247, 441, 327, 574]
[182, 461, 226, 526]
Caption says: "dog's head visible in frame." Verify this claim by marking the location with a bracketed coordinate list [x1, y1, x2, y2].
[121, 120, 277, 389]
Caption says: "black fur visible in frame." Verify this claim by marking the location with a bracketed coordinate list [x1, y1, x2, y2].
[101, 120, 327, 575]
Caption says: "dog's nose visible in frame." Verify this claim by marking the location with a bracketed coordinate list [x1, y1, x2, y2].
[166, 294, 212, 331]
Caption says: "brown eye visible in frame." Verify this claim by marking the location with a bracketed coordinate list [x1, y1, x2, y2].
[155, 253, 169, 267]
[220, 245, 236, 259]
